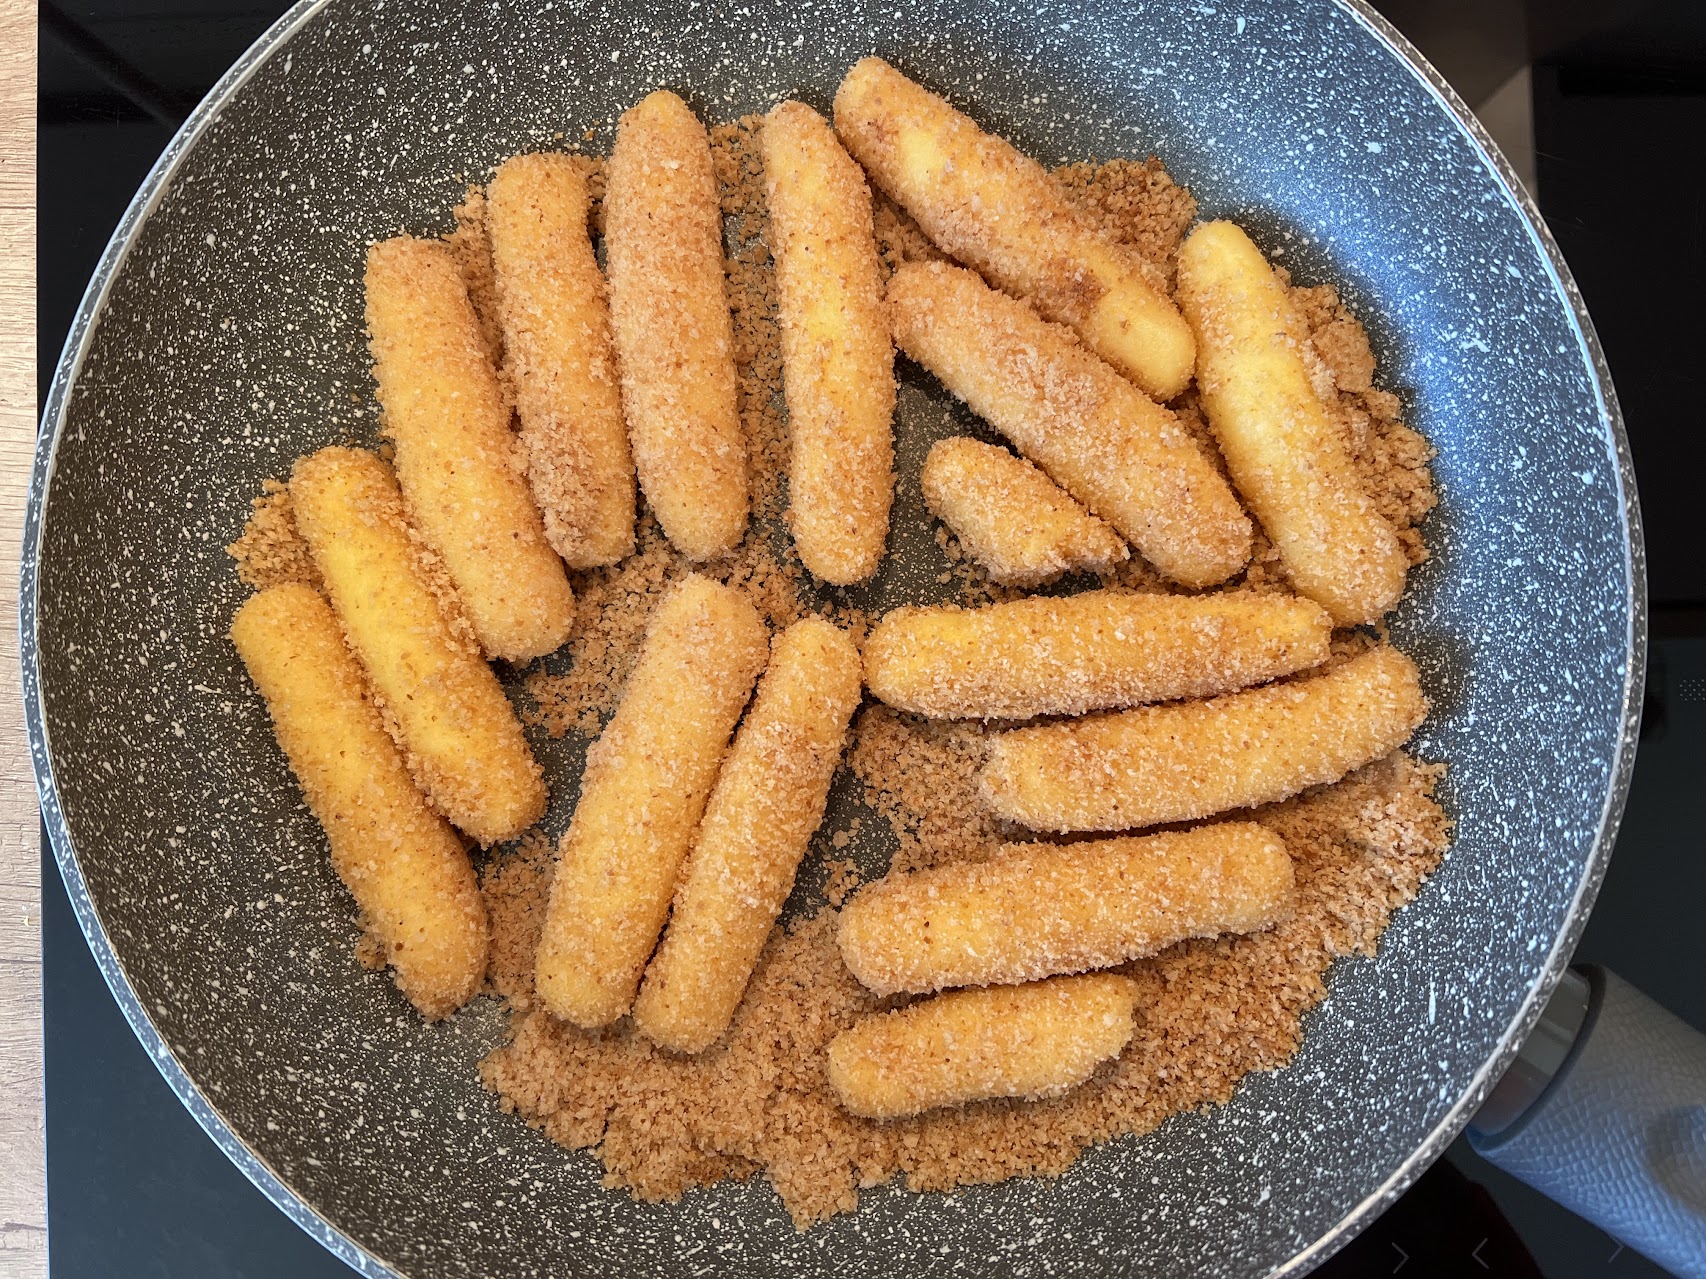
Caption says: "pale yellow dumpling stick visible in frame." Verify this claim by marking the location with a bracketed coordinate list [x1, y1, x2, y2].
[865, 590, 1332, 720]
[837, 822, 1293, 996]
[763, 100, 896, 585]
[289, 447, 546, 846]
[887, 262, 1251, 588]
[1177, 220, 1408, 625]
[365, 236, 575, 660]
[231, 583, 488, 1020]
[632, 617, 862, 1053]
[826, 974, 1139, 1119]
[834, 57, 1194, 401]
[982, 645, 1428, 833]
[921, 437, 1126, 587]
[535, 575, 769, 1028]
[487, 153, 636, 569]
[605, 91, 748, 561]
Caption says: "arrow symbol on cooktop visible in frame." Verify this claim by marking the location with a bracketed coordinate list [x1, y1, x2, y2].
[1391, 1243, 1408, 1273]
[1473, 1239, 1490, 1269]
[1609, 1242, 1625, 1261]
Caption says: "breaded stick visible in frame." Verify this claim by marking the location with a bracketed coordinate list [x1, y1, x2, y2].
[487, 153, 636, 569]
[365, 236, 575, 660]
[826, 974, 1139, 1119]
[865, 590, 1332, 720]
[605, 91, 748, 561]
[982, 645, 1428, 832]
[1177, 220, 1408, 624]
[535, 575, 768, 1028]
[834, 57, 1194, 401]
[231, 583, 488, 1020]
[290, 447, 546, 846]
[887, 262, 1251, 589]
[633, 617, 862, 1053]
[837, 822, 1293, 995]
[921, 437, 1127, 587]
[763, 101, 896, 585]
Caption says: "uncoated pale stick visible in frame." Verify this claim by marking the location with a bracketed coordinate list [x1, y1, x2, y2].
[231, 583, 489, 1020]
[487, 153, 636, 569]
[921, 437, 1127, 587]
[836, 822, 1294, 995]
[1177, 220, 1408, 625]
[290, 447, 547, 846]
[864, 590, 1332, 720]
[365, 236, 575, 661]
[535, 575, 769, 1028]
[763, 101, 896, 586]
[833, 57, 1194, 401]
[982, 645, 1428, 833]
[632, 617, 862, 1053]
[605, 91, 748, 561]
[826, 973, 1139, 1119]
[887, 262, 1251, 589]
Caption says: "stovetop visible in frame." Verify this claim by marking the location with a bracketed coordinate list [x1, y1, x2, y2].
[37, 1, 1706, 1274]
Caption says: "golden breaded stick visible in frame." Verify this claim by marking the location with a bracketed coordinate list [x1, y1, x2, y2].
[921, 437, 1127, 586]
[834, 57, 1194, 401]
[983, 646, 1428, 832]
[487, 153, 636, 569]
[887, 262, 1251, 588]
[290, 447, 546, 846]
[365, 236, 575, 660]
[764, 101, 897, 585]
[231, 584, 488, 1020]
[1177, 220, 1408, 624]
[865, 590, 1332, 720]
[536, 575, 768, 1028]
[632, 617, 862, 1052]
[605, 91, 748, 561]
[826, 973, 1139, 1119]
[837, 822, 1293, 995]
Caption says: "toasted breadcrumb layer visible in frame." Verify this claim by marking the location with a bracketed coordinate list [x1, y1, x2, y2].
[230, 136, 1448, 1231]
[481, 750, 1447, 1228]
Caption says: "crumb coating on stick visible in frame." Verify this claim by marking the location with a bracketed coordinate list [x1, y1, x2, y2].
[764, 100, 896, 585]
[289, 447, 547, 846]
[921, 437, 1127, 587]
[837, 822, 1293, 995]
[365, 236, 575, 660]
[982, 645, 1428, 832]
[633, 616, 863, 1053]
[487, 153, 636, 569]
[887, 261, 1251, 589]
[826, 973, 1140, 1119]
[1177, 220, 1407, 624]
[834, 56, 1194, 400]
[535, 575, 769, 1028]
[865, 589, 1332, 720]
[231, 583, 488, 1019]
[605, 91, 749, 561]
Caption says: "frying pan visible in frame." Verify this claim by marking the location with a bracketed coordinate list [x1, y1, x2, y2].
[18, 0, 1668, 1273]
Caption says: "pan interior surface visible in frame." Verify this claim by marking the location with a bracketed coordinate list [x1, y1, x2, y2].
[26, 0, 1639, 1274]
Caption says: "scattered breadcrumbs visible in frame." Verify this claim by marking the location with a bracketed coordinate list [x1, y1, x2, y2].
[227, 113, 1448, 1231]
[225, 481, 320, 593]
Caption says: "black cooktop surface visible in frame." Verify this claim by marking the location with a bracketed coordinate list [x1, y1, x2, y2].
[37, 1, 1705, 1274]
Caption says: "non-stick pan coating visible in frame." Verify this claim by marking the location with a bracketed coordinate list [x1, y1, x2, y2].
[23, 0, 1643, 1273]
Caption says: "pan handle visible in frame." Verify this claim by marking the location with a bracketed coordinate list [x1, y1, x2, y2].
[1468, 965, 1706, 1278]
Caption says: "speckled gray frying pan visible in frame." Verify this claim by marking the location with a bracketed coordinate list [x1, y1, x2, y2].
[22, 0, 1643, 1274]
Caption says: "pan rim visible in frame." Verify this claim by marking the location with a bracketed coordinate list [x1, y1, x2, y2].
[23, 5, 393, 1272]
[19, 1, 1646, 1275]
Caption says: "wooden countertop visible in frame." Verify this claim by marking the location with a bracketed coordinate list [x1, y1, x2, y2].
[0, 0, 42, 1272]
